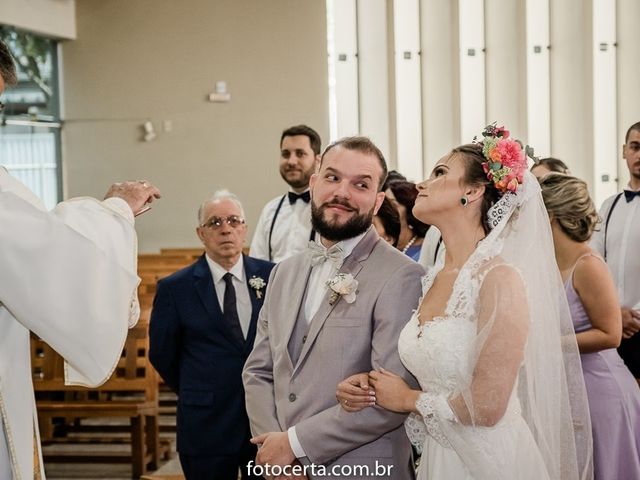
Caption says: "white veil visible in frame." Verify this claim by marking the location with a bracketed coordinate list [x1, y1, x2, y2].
[406, 171, 593, 479]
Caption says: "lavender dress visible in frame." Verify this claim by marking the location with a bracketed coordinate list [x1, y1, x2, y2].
[565, 255, 640, 479]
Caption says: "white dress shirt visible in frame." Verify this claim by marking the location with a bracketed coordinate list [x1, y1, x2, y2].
[288, 229, 369, 459]
[591, 185, 640, 311]
[205, 254, 252, 338]
[250, 189, 312, 263]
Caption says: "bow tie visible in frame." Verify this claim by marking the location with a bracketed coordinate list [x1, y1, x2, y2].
[624, 189, 640, 203]
[307, 241, 344, 267]
[288, 190, 311, 205]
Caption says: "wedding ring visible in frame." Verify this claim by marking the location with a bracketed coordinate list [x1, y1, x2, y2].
[344, 400, 349, 406]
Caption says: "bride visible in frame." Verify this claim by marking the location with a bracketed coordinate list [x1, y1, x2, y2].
[336, 125, 593, 479]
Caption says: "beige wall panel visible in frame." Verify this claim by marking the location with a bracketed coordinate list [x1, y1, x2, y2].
[62, 0, 329, 252]
[0, 0, 76, 39]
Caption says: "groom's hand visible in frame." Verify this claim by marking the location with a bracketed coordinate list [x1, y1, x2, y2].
[251, 431, 296, 469]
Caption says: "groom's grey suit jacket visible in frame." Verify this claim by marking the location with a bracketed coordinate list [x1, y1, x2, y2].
[243, 228, 424, 479]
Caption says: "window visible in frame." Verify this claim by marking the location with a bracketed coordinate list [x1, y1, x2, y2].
[0, 27, 61, 209]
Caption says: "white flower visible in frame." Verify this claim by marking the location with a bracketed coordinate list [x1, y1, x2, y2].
[249, 276, 266, 299]
[326, 273, 358, 305]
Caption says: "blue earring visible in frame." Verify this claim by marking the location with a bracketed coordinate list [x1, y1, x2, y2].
[460, 196, 468, 206]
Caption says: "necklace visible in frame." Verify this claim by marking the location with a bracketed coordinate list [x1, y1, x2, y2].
[401, 235, 418, 254]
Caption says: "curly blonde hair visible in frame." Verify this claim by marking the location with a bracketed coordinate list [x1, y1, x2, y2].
[539, 173, 600, 242]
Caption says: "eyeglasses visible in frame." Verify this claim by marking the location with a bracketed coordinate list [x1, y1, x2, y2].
[200, 215, 245, 229]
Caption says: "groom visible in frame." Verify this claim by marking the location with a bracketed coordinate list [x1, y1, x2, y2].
[243, 137, 423, 479]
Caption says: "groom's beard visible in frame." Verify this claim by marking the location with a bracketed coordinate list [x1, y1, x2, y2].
[311, 198, 374, 242]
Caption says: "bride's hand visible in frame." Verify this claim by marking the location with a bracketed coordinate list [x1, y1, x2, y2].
[336, 373, 376, 412]
[368, 368, 419, 413]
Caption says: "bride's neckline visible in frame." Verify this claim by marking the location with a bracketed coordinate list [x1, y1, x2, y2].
[415, 236, 498, 336]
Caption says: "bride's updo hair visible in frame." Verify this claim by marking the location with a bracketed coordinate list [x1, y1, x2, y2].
[452, 143, 502, 233]
[539, 173, 600, 242]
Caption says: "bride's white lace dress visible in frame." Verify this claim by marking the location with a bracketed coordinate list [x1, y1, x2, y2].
[398, 259, 551, 480]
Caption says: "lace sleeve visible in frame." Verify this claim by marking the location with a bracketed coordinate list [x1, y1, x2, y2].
[404, 392, 457, 451]
[404, 412, 427, 454]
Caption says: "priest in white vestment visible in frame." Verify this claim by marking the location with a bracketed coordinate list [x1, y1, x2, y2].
[0, 38, 161, 479]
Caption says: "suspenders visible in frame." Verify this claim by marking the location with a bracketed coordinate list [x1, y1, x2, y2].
[603, 192, 624, 262]
[267, 194, 315, 262]
[268, 195, 287, 262]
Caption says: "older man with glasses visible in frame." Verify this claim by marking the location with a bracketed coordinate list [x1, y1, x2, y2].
[0, 39, 161, 479]
[149, 189, 274, 480]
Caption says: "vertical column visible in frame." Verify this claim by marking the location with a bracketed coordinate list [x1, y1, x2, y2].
[392, 0, 423, 182]
[420, 0, 460, 173]
[485, 0, 527, 140]
[356, 0, 391, 158]
[592, 0, 617, 201]
[327, 0, 359, 140]
[525, 0, 551, 156]
[458, 0, 486, 142]
[549, 0, 593, 188]
[616, 0, 640, 188]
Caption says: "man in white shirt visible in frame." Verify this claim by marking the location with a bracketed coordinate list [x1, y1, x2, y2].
[250, 125, 321, 262]
[592, 121, 640, 377]
[243, 137, 423, 479]
[149, 190, 274, 480]
[0, 39, 162, 479]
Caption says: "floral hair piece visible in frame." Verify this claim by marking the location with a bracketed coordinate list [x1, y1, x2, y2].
[473, 123, 537, 194]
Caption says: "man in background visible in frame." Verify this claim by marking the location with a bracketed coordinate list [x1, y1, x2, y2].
[150, 190, 273, 479]
[250, 125, 321, 262]
[592, 121, 640, 378]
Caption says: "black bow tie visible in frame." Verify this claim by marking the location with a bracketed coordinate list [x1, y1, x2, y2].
[624, 190, 640, 203]
[288, 191, 311, 205]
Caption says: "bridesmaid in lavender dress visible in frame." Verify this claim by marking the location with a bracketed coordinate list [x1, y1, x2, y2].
[541, 173, 640, 479]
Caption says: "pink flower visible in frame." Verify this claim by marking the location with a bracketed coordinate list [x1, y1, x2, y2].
[495, 139, 525, 168]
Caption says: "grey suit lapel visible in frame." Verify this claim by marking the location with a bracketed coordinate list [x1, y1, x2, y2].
[291, 228, 379, 377]
[282, 256, 313, 371]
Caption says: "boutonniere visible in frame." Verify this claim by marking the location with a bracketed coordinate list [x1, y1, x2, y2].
[249, 276, 266, 299]
[326, 273, 358, 306]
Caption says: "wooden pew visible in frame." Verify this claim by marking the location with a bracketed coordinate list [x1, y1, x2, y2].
[33, 318, 162, 478]
[33, 249, 211, 477]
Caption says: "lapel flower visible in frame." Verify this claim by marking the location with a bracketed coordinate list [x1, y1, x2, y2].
[326, 273, 358, 306]
[249, 276, 266, 299]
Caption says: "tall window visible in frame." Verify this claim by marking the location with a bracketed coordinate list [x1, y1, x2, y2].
[0, 27, 61, 209]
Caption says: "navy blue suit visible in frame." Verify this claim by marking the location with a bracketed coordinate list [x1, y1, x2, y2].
[149, 254, 274, 479]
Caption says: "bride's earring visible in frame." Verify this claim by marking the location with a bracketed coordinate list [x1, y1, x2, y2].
[460, 196, 468, 206]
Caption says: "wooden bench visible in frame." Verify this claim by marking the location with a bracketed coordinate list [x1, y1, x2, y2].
[33, 319, 163, 478]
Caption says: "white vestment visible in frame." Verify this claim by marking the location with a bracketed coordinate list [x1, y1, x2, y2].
[0, 167, 140, 479]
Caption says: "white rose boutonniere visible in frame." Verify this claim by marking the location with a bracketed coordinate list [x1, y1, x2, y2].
[326, 273, 358, 306]
[249, 276, 266, 299]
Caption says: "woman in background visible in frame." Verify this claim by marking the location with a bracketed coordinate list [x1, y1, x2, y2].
[386, 180, 429, 261]
[541, 173, 640, 480]
[373, 197, 401, 247]
[531, 156, 570, 178]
